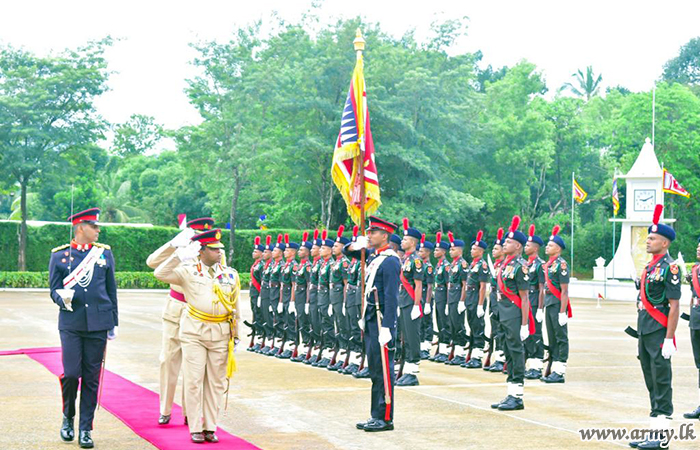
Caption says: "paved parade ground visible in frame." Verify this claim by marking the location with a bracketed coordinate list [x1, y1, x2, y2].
[1, 290, 699, 449]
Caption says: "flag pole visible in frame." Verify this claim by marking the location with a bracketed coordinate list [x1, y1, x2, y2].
[571, 171, 575, 276]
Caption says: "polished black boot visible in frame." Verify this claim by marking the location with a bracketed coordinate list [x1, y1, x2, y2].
[353, 367, 371, 378]
[79, 430, 94, 448]
[60, 415, 75, 442]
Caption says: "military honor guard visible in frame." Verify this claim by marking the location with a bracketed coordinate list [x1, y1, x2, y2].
[49, 208, 118, 449]
[445, 231, 469, 366]
[341, 226, 364, 375]
[329, 226, 351, 371]
[346, 216, 400, 432]
[430, 232, 451, 363]
[396, 218, 424, 386]
[146, 217, 215, 425]
[541, 225, 572, 384]
[248, 236, 266, 353]
[485, 228, 506, 372]
[277, 234, 299, 359]
[154, 228, 240, 444]
[290, 232, 313, 362]
[684, 235, 700, 420]
[629, 205, 681, 450]
[313, 231, 335, 368]
[257, 236, 274, 354]
[463, 231, 490, 369]
[418, 235, 435, 361]
[304, 230, 323, 364]
[523, 225, 546, 380]
[268, 235, 285, 356]
[490, 216, 533, 411]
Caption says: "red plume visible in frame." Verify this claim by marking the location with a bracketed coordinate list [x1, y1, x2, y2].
[551, 225, 561, 237]
[421, 233, 426, 245]
[313, 229, 319, 240]
[337, 224, 345, 238]
[509, 215, 521, 232]
[476, 230, 483, 242]
[436, 231, 442, 244]
[284, 233, 289, 245]
[496, 228, 504, 241]
[403, 217, 409, 231]
[528, 224, 535, 238]
[302, 231, 309, 242]
[277, 234, 283, 244]
[321, 229, 328, 241]
[266, 235, 272, 246]
[448, 231, 454, 243]
[254, 236, 261, 246]
[352, 225, 359, 238]
[652, 204, 663, 225]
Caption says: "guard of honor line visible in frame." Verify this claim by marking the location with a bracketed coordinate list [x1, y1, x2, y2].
[46, 206, 700, 446]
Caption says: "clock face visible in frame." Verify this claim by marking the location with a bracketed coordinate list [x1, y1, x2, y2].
[634, 189, 656, 211]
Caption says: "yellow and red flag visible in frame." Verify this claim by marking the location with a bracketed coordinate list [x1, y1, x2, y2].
[573, 178, 588, 203]
[331, 41, 381, 225]
[662, 168, 691, 198]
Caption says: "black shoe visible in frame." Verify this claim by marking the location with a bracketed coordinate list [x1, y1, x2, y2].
[191, 432, 205, 443]
[353, 367, 371, 378]
[464, 358, 482, 369]
[488, 361, 504, 372]
[419, 350, 430, 360]
[304, 354, 318, 365]
[524, 368, 542, 380]
[252, 343, 262, 352]
[432, 353, 448, 363]
[446, 355, 465, 366]
[203, 430, 219, 443]
[158, 414, 171, 425]
[396, 373, 419, 386]
[343, 363, 359, 376]
[276, 349, 293, 359]
[60, 415, 74, 442]
[683, 405, 700, 419]
[356, 418, 373, 430]
[317, 358, 331, 368]
[491, 397, 508, 409]
[497, 395, 524, 411]
[78, 430, 94, 449]
[364, 419, 394, 432]
[633, 440, 663, 449]
[327, 360, 344, 371]
[257, 345, 270, 354]
[541, 372, 565, 383]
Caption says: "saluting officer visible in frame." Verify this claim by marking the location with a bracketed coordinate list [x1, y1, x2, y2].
[430, 232, 451, 363]
[49, 208, 118, 449]
[418, 235, 435, 361]
[463, 231, 490, 369]
[523, 225, 546, 380]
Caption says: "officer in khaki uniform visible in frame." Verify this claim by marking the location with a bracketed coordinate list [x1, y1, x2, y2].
[154, 228, 240, 444]
[146, 217, 215, 425]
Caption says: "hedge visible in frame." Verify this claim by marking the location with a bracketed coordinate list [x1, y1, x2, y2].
[0, 271, 251, 289]
[0, 221, 305, 274]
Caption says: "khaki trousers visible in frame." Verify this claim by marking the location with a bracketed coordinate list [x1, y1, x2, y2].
[159, 297, 187, 416]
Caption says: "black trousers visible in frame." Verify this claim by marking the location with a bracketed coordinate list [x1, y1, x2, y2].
[294, 287, 309, 345]
[330, 287, 348, 350]
[250, 289, 261, 338]
[420, 296, 434, 343]
[308, 288, 320, 345]
[260, 285, 274, 340]
[447, 299, 467, 348]
[365, 315, 395, 422]
[59, 329, 107, 431]
[639, 328, 673, 417]
[270, 283, 284, 340]
[317, 287, 334, 350]
[399, 303, 421, 364]
[281, 285, 294, 342]
[433, 286, 449, 345]
[501, 316, 525, 384]
[545, 304, 569, 362]
[489, 291, 505, 353]
[466, 300, 486, 351]
[692, 328, 700, 388]
[346, 286, 362, 353]
[525, 289, 544, 360]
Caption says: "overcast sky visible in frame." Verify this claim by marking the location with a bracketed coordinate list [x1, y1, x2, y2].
[2, 0, 698, 138]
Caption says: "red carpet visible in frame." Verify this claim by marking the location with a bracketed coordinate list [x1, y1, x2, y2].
[2, 347, 261, 449]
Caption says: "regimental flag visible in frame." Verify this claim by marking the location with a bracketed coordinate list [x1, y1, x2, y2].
[178, 214, 187, 230]
[573, 178, 588, 203]
[331, 31, 381, 225]
[612, 177, 620, 216]
[662, 168, 691, 198]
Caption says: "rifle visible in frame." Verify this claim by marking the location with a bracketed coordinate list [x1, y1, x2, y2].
[397, 328, 406, 378]
[243, 320, 257, 349]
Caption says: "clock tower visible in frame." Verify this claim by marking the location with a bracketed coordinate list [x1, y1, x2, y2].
[607, 138, 675, 278]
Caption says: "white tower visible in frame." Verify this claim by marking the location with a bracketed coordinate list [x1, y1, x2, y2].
[607, 138, 675, 279]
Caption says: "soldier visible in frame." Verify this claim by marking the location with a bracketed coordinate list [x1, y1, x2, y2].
[146, 216, 215, 426]
[277, 234, 298, 359]
[484, 228, 506, 372]
[490, 216, 533, 411]
[328, 226, 351, 371]
[340, 226, 364, 375]
[50, 208, 118, 449]
[291, 232, 313, 363]
[430, 232, 451, 363]
[257, 236, 274, 354]
[523, 225, 546, 380]
[348, 216, 400, 433]
[684, 235, 700, 420]
[304, 230, 323, 364]
[445, 231, 469, 366]
[463, 231, 490, 369]
[247, 236, 266, 353]
[154, 228, 240, 444]
[390, 233, 404, 260]
[540, 225, 572, 384]
[396, 218, 424, 386]
[313, 230, 335, 368]
[628, 205, 680, 450]
[267, 235, 285, 356]
[418, 235, 434, 361]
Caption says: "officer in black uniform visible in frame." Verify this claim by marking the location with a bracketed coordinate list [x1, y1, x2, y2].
[524, 225, 546, 379]
[430, 232, 451, 363]
[248, 236, 265, 352]
[49, 208, 118, 449]
[418, 235, 434, 360]
[347, 216, 400, 433]
[291, 232, 313, 362]
[390, 233, 404, 260]
[257, 236, 274, 354]
[277, 234, 298, 359]
[463, 231, 490, 369]
[341, 226, 364, 375]
[684, 235, 700, 420]
[304, 230, 323, 364]
[329, 226, 351, 371]
[491, 216, 531, 412]
[266, 235, 285, 356]
[445, 232, 469, 366]
[314, 231, 335, 368]
[629, 205, 681, 450]
[485, 228, 506, 372]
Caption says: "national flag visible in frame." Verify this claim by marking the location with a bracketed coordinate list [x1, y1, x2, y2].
[612, 178, 620, 216]
[573, 178, 588, 204]
[662, 168, 691, 198]
[331, 32, 381, 225]
[598, 293, 605, 302]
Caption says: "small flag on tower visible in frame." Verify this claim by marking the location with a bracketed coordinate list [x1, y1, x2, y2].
[662, 168, 691, 198]
[612, 177, 620, 216]
[573, 178, 588, 203]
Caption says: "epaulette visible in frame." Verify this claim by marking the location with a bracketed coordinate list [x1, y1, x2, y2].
[52, 244, 70, 253]
[93, 243, 111, 250]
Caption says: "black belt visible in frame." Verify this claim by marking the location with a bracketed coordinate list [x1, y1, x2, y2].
[271, 282, 280, 287]
[318, 286, 329, 292]
[467, 286, 477, 292]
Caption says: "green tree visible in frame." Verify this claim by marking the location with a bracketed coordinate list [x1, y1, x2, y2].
[112, 114, 164, 157]
[662, 37, 700, 85]
[560, 66, 603, 101]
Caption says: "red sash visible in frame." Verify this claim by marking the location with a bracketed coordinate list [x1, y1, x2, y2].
[640, 254, 670, 328]
[543, 257, 572, 318]
[169, 289, 185, 302]
[497, 256, 535, 335]
[250, 260, 262, 292]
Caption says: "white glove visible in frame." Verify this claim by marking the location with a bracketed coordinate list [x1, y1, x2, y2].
[277, 301, 284, 314]
[397, 307, 401, 317]
[661, 338, 676, 359]
[288, 302, 295, 315]
[170, 228, 195, 248]
[411, 304, 421, 320]
[445, 305, 449, 316]
[342, 303, 346, 316]
[424, 303, 432, 315]
[305, 303, 310, 315]
[558, 312, 568, 327]
[176, 241, 200, 261]
[476, 304, 485, 318]
[352, 236, 369, 250]
[107, 326, 118, 340]
[457, 302, 466, 314]
[257, 297, 261, 308]
[536, 308, 544, 323]
[378, 327, 392, 346]
[269, 305, 273, 312]
[520, 325, 529, 341]
[328, 304, 333, 316]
